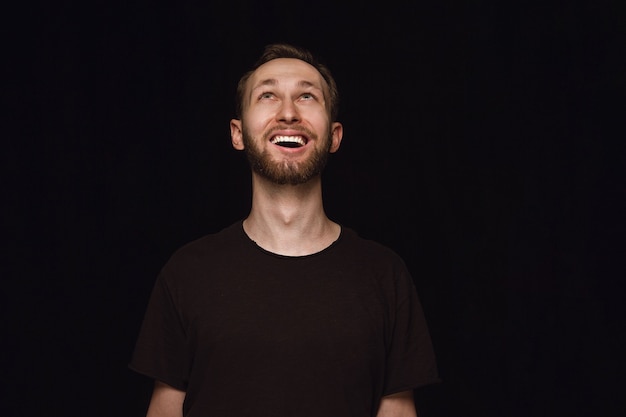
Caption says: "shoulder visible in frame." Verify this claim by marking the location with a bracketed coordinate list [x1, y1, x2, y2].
[172, 221, 243, 254]
[334, 226, 419, 302]
[161, 220, 246, 275]
[335, 226, 411, 278]
[338, 226, 404, 262]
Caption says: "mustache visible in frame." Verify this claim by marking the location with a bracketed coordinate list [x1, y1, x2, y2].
[263, 125, 317, 141]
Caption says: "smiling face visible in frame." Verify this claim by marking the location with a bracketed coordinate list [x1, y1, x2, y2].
[230, 58, 343, 185]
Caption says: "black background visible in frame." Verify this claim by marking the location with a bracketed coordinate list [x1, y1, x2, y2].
[4, 1, 624, 416]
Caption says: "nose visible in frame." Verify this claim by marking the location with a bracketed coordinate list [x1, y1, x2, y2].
[277, 100, 300, 123]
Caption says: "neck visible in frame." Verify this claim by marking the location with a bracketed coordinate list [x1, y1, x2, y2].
[243, 174, 340, 256]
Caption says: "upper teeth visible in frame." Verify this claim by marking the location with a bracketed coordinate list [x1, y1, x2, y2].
[271, 135, 305, 146]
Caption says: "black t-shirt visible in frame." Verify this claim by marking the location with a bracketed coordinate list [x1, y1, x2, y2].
[130, 221, 439, 417]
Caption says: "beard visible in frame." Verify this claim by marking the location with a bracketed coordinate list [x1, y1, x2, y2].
[241, 125, 332, 185]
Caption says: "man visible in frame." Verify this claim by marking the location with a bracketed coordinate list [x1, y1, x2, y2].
[130, 43, 440, 417]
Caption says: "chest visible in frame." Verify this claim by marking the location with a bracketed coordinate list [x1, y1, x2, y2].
[181, 263, 390, 363]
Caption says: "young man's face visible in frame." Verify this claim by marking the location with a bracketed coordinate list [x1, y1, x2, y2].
[230, 58, 343, 185]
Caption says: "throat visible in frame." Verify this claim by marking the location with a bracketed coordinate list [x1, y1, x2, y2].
[242, 217, 340, 257]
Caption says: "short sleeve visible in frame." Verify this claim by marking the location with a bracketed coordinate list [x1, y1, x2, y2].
[383, 262, 441, 394]
[128, 270, 190, 391]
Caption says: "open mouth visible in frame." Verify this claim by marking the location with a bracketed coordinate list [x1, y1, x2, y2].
[270, 135, 306, 148]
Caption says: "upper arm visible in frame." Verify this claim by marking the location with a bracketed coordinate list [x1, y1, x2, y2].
[376, 390, 418, 417]
[146, 380, 186, 417]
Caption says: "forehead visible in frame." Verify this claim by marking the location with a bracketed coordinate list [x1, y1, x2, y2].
[248, 58, 326, 91]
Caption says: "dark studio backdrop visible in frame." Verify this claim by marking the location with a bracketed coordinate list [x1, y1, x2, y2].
[4, 1, 624, 416]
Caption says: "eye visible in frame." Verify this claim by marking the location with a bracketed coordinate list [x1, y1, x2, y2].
[259, 91, 275, 100]
[300, 92, 316, 101]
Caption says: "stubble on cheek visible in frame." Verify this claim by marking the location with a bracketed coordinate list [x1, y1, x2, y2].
[241, 125, 333, 185]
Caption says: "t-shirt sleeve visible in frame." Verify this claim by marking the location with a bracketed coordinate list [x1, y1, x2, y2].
[128, 269, 190, 391]
[383, 261, 441, 395]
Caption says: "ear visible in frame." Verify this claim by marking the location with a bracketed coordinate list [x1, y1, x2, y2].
[329, 121, 343, 153]
[230, 119, 245, 150]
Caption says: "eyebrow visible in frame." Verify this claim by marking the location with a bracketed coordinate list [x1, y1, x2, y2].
[251, 78, 322, 92]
